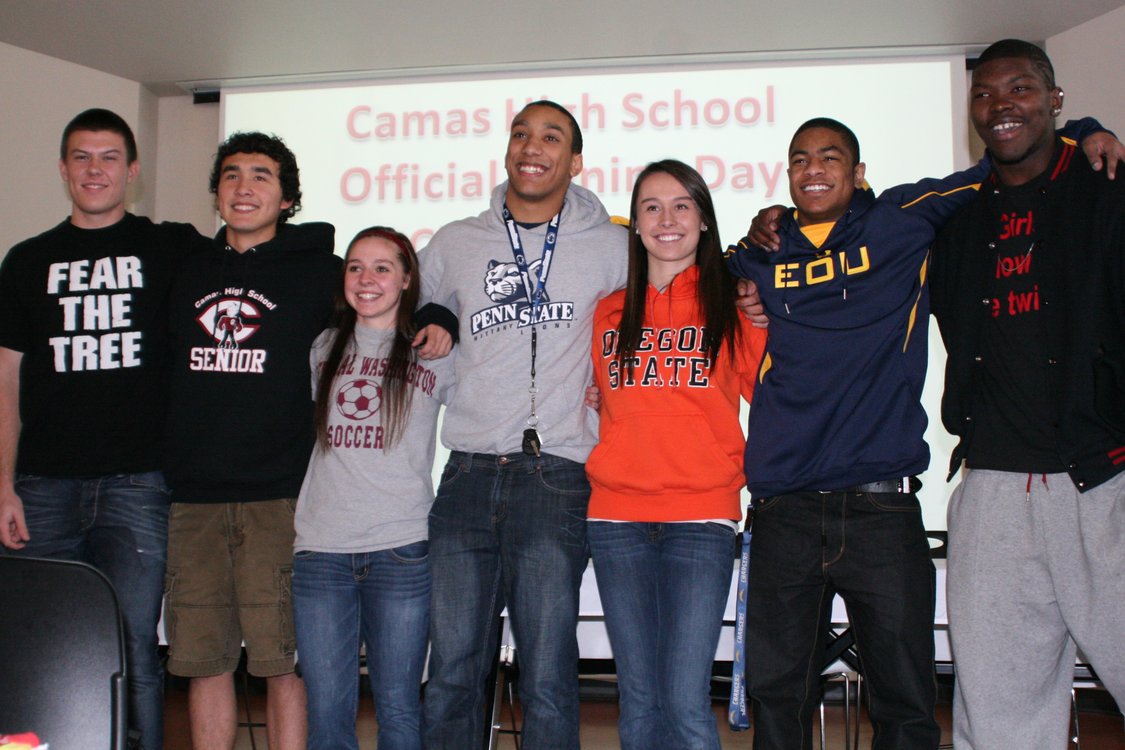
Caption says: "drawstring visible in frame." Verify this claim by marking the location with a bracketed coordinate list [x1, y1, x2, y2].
[1025, 473, 1047, 502]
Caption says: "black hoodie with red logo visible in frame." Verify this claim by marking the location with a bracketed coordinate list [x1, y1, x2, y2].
[164, 222, 340, 502]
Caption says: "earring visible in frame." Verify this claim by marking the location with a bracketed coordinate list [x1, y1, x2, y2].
[700, 223, 709, 232]
[1052, 89, 1064, 116]
[634, 227, 640, 235]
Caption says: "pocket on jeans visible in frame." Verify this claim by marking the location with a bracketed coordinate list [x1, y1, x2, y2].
[128, 471, 171, 494]
[389, 540, 429, 564]
[752, 495, 784, 513]
[535, 462, 591, 496]
[13, 473, 44, 488]
[863, 492, 922, 513]
[437, 458, 468, 489]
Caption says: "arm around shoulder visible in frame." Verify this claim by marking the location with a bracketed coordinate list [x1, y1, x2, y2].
[412, 303, 458, 359]
[1060, 117, 1125, 180]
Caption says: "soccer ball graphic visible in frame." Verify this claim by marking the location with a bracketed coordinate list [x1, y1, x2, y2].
[336, 379, 382, 420]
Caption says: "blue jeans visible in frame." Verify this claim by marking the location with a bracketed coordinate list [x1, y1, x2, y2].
[588, 521, 735, 750]
[423, 451, 590, 750]
[4, 471, 170, 750]
[745, 491, 939, 750]
[292, 543, 431, 750]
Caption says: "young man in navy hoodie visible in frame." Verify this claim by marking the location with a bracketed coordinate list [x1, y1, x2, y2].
[725, 119, 983, 749]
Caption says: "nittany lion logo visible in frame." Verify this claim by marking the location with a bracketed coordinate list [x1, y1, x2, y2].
[195, 298, 262, 348]
[484, 259, 547, 304]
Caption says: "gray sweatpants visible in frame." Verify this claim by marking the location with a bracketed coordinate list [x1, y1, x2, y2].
[946, 468, 1125, 749]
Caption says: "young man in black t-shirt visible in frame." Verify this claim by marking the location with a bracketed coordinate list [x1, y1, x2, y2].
[0, 108, 202, 750]
[931, 39, 1125, 749]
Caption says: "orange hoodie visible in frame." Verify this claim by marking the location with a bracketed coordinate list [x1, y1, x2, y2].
[586, 265, 767, 521]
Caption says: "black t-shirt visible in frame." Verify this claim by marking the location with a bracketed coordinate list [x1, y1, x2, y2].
[966, 175, 1066, 473]
[0, 214, 202, 476]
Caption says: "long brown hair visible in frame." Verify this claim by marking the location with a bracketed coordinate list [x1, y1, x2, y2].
[615, 159, 740, 374]
[314, 227, 421, 450]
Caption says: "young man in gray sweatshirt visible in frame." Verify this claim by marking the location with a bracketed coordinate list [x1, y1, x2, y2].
[418, 100, 628, 749]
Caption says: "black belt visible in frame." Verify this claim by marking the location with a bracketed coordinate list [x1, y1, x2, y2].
[818, 476, 921, 494]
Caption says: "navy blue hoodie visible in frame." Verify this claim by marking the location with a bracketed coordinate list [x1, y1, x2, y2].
[726, 166, 984, 496]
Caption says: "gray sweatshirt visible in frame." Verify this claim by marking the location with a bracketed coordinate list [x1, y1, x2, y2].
[419, 182, 628, 463]
[294, 326, 454, 553]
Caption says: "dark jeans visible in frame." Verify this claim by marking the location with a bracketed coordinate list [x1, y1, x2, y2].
[746, 490, 939, 750]
[292, 543, 431, 750]
[588, 520, 735, 750]
[5, 471, 170, 750]
[423, 451, 590, 750]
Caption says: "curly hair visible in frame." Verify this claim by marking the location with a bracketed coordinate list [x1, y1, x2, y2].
[209, 132, 302, 222]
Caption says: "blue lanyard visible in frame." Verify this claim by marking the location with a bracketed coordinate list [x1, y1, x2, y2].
[501, 204, 560, 321]
[728, 528, 752, 730]
[501, 204, 561, 437]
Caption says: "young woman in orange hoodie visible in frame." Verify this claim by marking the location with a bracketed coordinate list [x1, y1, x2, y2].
[585, 160, 766, 750]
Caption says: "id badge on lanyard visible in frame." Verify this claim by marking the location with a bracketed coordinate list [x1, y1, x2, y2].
[502, 204, 560, 456]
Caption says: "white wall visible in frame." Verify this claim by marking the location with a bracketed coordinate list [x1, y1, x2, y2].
[0, 40, 220, 253]
[152, 95, 220, 231]
[0, 42, 149, 257]
[1048, 4, 1125, 133]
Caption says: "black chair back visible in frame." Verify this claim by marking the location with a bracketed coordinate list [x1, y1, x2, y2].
[0, 556, 127, 750]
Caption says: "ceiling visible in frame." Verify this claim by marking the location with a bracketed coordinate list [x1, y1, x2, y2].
[2, 0, 1123, 95]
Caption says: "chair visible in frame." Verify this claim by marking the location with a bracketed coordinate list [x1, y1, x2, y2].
[820, 629, 862, 750]
[1070, 661, 1114, 749]
[0, 556, 127, 750]
[485, 613, 522, 750]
